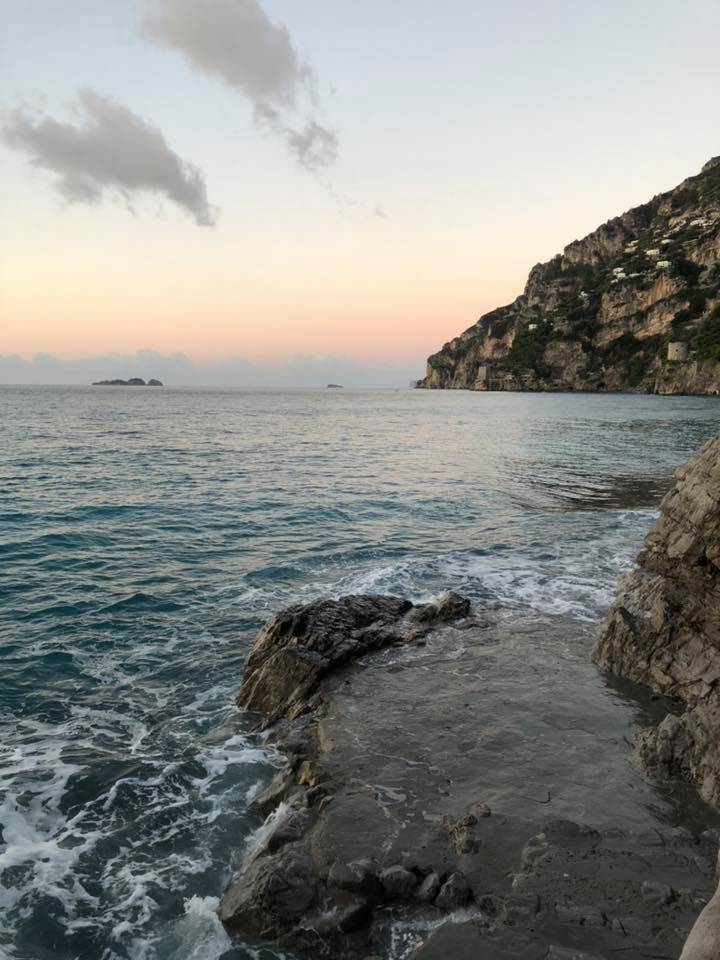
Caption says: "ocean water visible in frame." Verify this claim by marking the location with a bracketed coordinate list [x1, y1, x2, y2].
[1, 385, 719, 960]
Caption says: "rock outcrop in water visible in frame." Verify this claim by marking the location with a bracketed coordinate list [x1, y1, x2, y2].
[418, 157, 720, 395]
[222, 592, 719, 959]
[595, 435, 720, 808]
[91, 378, 163, 386]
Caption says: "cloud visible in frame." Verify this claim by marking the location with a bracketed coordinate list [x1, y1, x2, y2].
[254, 103, 338, 172]
[0, 349, 424, 389]
[143, 0, 338, 172]
[2, 89, 215, 225]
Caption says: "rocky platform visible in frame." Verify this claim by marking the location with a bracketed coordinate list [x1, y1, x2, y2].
[220, 593, 720, 959]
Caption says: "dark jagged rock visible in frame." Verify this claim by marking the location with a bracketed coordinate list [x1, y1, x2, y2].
[237, 592, 470, 721]
[435, 870, 472, 909]
[379, 865, 418, 900]
[418, 157, 720, 395]
[328, 858, 383, 901]
[219, 842, 318, 938]
[415, 871, 441, 903]
[594, 435, 720, 807]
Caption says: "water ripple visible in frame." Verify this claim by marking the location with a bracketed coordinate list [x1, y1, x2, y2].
[1, 386, 719, 959]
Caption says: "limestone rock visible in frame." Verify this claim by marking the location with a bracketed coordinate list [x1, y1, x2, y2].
[594, 435, 720, 806]
[435, 871, 472, 909]
[328, 858, 382, 901]
[415, 871, 441, 903]
[219, 842, 317, 937]
[380, 865, 418, 900]
[237, 594, 412, 718]
[417, 156, 720, 396]
[237, 592, 470, 721]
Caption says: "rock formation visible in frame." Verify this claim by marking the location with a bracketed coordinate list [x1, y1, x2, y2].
[222, 593, 718, 958]
[418, 157, 720, 394]
[91, 378, 163, 386]
[595, 435, 720, 808]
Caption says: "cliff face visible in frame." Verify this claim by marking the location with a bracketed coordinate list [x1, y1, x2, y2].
[419, 157, 720, 394]
[594, 435, 720, 806]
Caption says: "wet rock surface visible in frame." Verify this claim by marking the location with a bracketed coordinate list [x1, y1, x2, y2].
[595, 435, 720, 807]
[237, 593, 469, 721]
[222, 593, 720, 959]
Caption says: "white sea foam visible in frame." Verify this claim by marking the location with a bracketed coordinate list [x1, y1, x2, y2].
[386, 908, 484, 960]
[0, 698, 279, 959]
[167, 895, 231, 960]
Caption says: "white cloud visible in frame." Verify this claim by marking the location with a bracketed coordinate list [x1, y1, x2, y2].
[143, 0, 338, 172]
[2, 89, 215, 225]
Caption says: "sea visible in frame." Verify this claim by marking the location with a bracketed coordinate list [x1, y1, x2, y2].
[1, 385, 719, 960]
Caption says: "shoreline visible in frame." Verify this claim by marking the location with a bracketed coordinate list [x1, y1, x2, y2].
[219, 594, 720, 959]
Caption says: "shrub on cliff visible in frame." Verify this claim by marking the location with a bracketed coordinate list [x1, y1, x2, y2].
[672, 257, 703, 286]
[692, 311, 720, 361]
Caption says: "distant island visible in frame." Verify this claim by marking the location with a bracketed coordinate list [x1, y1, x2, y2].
[92, 378, 163, 386]
[326, 383, 344, 388]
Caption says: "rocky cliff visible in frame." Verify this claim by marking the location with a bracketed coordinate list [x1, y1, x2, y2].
[419, 157, 720, 394]
[595, 435, 720, 807]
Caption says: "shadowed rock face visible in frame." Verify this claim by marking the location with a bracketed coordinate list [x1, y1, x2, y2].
[237, 593, 468, 721]
[221, 593, 719, 959]
[594, 434, 720, 807]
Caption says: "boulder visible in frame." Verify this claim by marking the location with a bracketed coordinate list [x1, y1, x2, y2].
[435, 871, 472, 909]
[415, 871, 441, 903]
[237, 595, 412, 719]
[219, 842, 317, 937]
[380, 865, 418, 900]
[237, 592, 470, 721]
[328, 858, 383, 901]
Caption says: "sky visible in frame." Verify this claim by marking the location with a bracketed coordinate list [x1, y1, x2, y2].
[1, 0, 719, 386]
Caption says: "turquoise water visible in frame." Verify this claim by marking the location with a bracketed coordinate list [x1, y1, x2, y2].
[1, 385, 718, 960]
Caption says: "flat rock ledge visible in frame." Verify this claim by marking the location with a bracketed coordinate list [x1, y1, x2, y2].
[594, 435, 720, 809]
[220, 592, 720, 959]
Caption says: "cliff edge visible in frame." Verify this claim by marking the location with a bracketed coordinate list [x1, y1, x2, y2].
[595, 435, 720, 806]
[419, 157, 720, 394]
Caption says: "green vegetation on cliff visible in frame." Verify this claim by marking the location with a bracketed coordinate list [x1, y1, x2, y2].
[419, 156, 720, 395]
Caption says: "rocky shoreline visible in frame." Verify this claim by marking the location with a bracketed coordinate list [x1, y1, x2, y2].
[595, 435, 720, 810]
[218, 582, 720, 958]
[594, 435, 720, 958]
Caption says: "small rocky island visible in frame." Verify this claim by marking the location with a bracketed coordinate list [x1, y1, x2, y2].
[219, 441, 720, 960]
[91, 378, 163, 386]
[326, 383, 344, 389]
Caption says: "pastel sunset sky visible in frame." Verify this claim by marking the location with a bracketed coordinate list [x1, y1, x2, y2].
[2, 0, 719, 385]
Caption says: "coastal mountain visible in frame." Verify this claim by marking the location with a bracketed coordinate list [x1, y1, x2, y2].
[418, 157, 720, 394]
